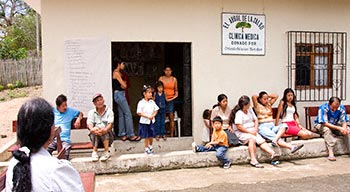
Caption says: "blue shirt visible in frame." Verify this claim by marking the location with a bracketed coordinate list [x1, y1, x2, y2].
[314, 103, 348, 125]
[53, 107, 80, 143]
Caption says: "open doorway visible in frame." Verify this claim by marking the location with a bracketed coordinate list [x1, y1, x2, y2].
[111, 42, 192, 137]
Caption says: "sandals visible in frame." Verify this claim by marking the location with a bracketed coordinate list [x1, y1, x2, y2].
[156, 135, 161, 141]
[250, 161, 264, 168]
[327, 156, 336, 161]
[121, 136, 127, 141]
[162, 135, 167, 141]
[271, 153, 280, 162]
[128, 136, 141, 141]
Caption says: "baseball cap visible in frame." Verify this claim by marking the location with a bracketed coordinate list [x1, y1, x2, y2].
[92, 93, 103, 102]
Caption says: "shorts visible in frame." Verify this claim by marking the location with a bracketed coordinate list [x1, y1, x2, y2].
[283, 121, 302, 135]
[166, 100, 175, 113]
[236, 129, 266, 145]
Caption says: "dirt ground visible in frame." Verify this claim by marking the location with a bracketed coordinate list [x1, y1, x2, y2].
[0, 86, 42, 147]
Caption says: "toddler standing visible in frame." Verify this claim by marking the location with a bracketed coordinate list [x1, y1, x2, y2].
[137, 85, 159, 155]
[155, 81, 167, 140]
[201, 109, 212, 144]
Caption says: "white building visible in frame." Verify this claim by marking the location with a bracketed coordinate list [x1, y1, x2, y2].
[25, 0, 350, 143]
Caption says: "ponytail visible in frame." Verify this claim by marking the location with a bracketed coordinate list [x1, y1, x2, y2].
[12, 147, 32, 192]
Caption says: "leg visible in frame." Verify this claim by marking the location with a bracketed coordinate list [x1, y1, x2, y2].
[315, 124, 337, 158]
[298, 129, 313, 139]
[100, 134, 111, 161]
[115, 92, 126, 137]
[247, 139, 258, 164]
[259, 142, 276, 157]
[47, 140, 57, 155]
[215, 146, 230, 164]
[62, 141, 72, 160]
[168, 112, 175, 137]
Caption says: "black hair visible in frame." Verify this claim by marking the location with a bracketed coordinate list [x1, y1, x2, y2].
[329, 96, 341, 104]
[202, 109, 211, 119]
[112, 57, 125, 70]
[229, 95, 250, 125]
[213, 94, 228, 109]
[141, 85, 153, 98]
[280, 88, 298, 118]
[155, 81, 164, 89]
[55, 94, 67, 107]
[12, 98, 54, 192]
[258, 91, 268, 106]
[212, 116, 223, 124]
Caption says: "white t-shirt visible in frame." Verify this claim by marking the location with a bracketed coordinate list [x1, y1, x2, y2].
[6, 147, 84, 192]
[233, 107, 257, 131]
[201, 119, 211, 143]
[137, 99, 159, 124]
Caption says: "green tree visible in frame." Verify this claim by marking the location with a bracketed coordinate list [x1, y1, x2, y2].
[235, 22, 251, 33]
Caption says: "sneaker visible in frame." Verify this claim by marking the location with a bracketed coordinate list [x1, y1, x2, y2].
[191, 142, 198, 153]
[223, 161, 231, 169]
[91, 151, 99, 162]
[291, 144, 304, 153]
[144, 148, 153, 156]
[271, 160, 280, 165]
[100, 151, 111, 162]
[148, 145, 153, 153]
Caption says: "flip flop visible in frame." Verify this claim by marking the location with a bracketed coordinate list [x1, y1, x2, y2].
[128, 136, 141, 141]
[250, 162, 264, 168]
[327, 156, 336, 161]
[121, 136, 127, 141]
[271, 154, 280, 162]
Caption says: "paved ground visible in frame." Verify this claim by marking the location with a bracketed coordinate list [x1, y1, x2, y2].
[95, 155, 350, 192]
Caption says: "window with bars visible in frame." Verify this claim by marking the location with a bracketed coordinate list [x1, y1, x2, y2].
[288, 31, 347, 101]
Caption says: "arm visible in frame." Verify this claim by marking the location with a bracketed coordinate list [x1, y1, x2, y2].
[269, 93, 279, 105]
[113, 70, 127, 89]
[251, 95, 259, 108]
[73, 112, 83, 129]
[275, 100, 284, 125]
[235, 124, 256, 135]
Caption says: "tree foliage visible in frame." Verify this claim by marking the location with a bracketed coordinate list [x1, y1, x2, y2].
[0, 0, 38, 60]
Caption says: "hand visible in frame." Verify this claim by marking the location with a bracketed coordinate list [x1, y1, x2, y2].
[249, 130, 257, 135]
[74, 120, 81, 129]
[341, 127, 349, 135]
[228, 127, 234, 133]
[205, 143, 212, 148]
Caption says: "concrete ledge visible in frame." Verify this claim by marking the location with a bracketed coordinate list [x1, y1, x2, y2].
[0, 137, 16, 161]
[70, 137, 350, 174]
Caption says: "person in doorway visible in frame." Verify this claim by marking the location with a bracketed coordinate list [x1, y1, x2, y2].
[159, 66, 178, 137]
[137, 85, 159, 155]
[112, 57, 141, 141]
[252, 91, 304, 154]
[275, 88, 315, 143]
[230, 95, 280, 168]
[192, 116, 231, 169]
[48, 94, 83, 160]
[155, 81, 167, 141]
[312, 96, 350, 161]
[88, 93, 114, 162]
[6, 98, 84, 191]
[211, 94, 239, 147]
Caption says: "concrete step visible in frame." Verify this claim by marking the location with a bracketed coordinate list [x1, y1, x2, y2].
[70, 137, 350, 174]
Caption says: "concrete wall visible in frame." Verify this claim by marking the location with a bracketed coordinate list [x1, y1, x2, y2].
[41, 0, 350, 143]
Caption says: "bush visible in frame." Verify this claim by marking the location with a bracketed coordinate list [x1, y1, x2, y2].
[7, 83, 14, 90]
[15, 80, 25, 88]
[0, 85, 4, 91]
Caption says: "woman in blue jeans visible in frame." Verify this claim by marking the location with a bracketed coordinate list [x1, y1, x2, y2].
[112, 58, 140, 141]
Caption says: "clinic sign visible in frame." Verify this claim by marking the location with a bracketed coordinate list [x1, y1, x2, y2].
[222, 13, 265, 55]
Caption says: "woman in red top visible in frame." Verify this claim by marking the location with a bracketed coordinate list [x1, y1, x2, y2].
[159, 66, 178, 137]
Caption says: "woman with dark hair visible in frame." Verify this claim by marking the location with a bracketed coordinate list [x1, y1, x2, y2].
[113, 58, 141, 141]
[159, 66, 178, 137]
[275, 88, 314, 142]
[252, 91, 304, 153]
[6, 98, 84, 192]
[211, 94, 239, 146]
[230, 95, 280, 168]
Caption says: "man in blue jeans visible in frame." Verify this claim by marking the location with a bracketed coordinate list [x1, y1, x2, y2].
[192, 116, 231, 169]
[313, 96, 350, 161]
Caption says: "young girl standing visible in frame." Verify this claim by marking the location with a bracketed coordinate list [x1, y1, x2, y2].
[275, 88, 314, 142]
[155, 81, 167, 140]
[137, 85, 159, 155]
[202, 109, 212, 144]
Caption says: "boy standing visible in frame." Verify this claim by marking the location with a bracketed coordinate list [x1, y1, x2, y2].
[192, 116, 231, 169]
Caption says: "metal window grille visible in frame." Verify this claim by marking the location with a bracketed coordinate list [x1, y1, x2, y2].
[287, 31, 347, 101]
